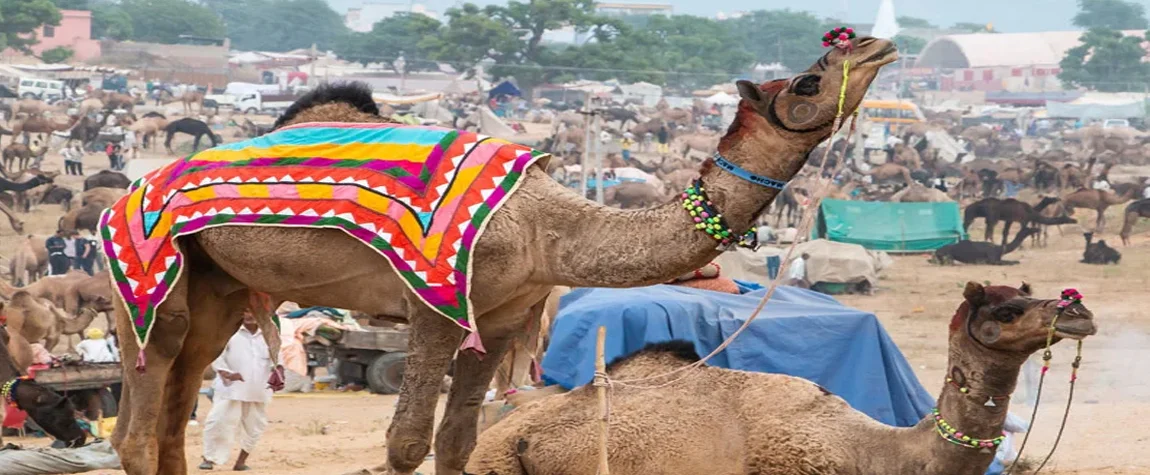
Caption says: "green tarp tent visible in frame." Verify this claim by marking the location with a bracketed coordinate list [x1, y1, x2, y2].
[814, 199, 965, 252]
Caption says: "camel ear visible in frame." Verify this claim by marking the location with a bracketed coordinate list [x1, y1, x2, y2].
[1018, 282, 1032, 296]
[963, 282, 986, 305]
[736, 80, 764, 104]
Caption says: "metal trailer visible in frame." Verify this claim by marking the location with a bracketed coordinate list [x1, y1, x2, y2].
[306, 327, 409, 395]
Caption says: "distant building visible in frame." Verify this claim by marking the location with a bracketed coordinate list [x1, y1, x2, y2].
[345, 2, 438, 33]
[2, 9, 101, 62]
[917, 30, 1150, 92]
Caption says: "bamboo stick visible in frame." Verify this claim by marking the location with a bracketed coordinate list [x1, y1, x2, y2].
[596, 326, 610, 475]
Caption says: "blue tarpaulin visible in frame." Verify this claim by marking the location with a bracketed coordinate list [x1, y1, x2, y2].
[541, 285, 935, 427]
[488, 80, 522, 99]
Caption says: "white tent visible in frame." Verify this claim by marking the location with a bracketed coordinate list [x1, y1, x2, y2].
[704, 91, 738, 106]
[871, 0, 900, 39]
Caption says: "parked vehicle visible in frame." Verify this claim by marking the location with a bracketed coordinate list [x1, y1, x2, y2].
[18, 77, 66, 100]
[233, 91, 302, 115]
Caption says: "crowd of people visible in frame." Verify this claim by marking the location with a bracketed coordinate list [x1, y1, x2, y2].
[44, 228, 100, 276]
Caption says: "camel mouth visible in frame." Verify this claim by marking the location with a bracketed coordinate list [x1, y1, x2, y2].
[1054, 320, 1097, 340]
[859, 43, 899, 66]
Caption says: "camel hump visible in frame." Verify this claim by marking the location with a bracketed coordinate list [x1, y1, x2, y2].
[605, 340, 701, 374]
[274, 82, 379, 131]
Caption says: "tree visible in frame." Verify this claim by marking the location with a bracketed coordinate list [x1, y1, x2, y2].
[897, 16, 934, 28]
[892, 34, 927, 55]
[1059, 28, 1149, 92]
[51, 0, 88, 8]
[728, 10, 840, 73]
[0, 0, 62, 53]
[41, 46, 73, 63]
[1072, 0, 1148, 30]
[335, 13, 442, 72]
[121, 0, 225, 44]
[204, 0, 348, 52]
[422, 3, 519, 74]
[91, 3, 134, 40]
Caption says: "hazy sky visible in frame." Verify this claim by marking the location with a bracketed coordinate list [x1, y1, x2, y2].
[326, 0, 1092, 33]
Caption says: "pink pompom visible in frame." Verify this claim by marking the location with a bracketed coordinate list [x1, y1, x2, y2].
[822, 41, 830, 47]
[846, 27, 854, 34]
[839, 33, 849, 41]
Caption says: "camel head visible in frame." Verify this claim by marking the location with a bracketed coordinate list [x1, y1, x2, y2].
[728, 37, 897, 153]
[953, 282, 1096, 356]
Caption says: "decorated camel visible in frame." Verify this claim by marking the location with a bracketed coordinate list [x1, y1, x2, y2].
[1119, 198, 1150, 245]
[100, 37, 898, 475]
[468, 282, 1096, 475]
[1062, 187, 1138, 232]
[0, 325, 88, 447]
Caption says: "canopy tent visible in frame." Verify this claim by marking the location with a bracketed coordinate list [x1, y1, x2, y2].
[488, 80, 522, 99]
[541, 285, 935, 427]
[716, 240, 892, 288]
[814, 199, 965, 252]
[704, 91, 738, 106]
[1045, 93, 1149, 119]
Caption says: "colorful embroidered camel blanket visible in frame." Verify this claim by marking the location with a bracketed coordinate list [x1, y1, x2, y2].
[99, 122, 548, 349]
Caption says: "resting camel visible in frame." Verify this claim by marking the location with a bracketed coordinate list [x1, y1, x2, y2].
[851, 161, 913, 186]
[2, 289, 99, 353]
[1062, 187, 1137, 232]
[1081, 232, 1121, 264]
[469, 282, 1096, 475]
[962, 197, 1074, 247]
[83, 169, 132, 190]
[104, 38, 898, 475]
[1119, 198, 1150, 245]
[0, 325, 88, 447]
[933, 227, 1037, 265]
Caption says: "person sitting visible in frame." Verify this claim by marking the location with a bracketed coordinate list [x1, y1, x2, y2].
[76, 328, 119, 363]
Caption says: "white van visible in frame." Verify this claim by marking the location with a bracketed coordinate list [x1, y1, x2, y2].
[17, 77, 66, 100]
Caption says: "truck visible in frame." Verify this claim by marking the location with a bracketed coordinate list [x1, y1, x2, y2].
[305, 325, 409, 394]
[232, 91, 302, 115]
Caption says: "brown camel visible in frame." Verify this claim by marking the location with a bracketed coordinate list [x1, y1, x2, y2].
[59, 202, 105, 233]
[851, 161, 913, 186]
[104, 39, 898, 475]
[9, 235, 47, 286]
[963, 197, 1074, 247]
[1, 270, 114, 320]
[602, 181, 667, 208]
[1, 289, 97, 353]
[81, 186, 128, 208]
[89, 90, 137, 112]
[468, 282, 1095, 475]
[10, 115, 78, 144]
[9, 99, 67, 119]
[161, 89, 205, 115]
[1119, 198, 1150, 245]
[128, 116, 169, 150]
[0, 198, 24, 233]
[1062, 187, 1137, 232]
[0, 325, 88, 447]
[3, 169, 59, 212]
[676, 132, 720, 159]
[84, 169, 132, 191]
[891, 183, 952, 202]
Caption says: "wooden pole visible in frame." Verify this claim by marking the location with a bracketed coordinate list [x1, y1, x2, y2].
[595, 326, 610, 475]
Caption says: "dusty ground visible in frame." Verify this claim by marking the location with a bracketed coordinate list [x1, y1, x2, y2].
[5, 139, 1150, 474]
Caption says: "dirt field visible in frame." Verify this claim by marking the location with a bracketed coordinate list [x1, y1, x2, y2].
[5, 141, 1149, 474]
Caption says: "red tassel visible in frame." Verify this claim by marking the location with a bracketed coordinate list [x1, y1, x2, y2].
[267, 365, 285, 391]
[135, 348, 147, 374]
[459, 331, 486, 359]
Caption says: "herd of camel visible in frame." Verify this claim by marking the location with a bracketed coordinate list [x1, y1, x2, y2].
[0, 38, 1124, 475]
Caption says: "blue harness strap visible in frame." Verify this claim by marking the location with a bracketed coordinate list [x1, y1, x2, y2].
[712, 152, 789, 190]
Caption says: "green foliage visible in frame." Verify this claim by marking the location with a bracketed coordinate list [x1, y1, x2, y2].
[422, 4, 519, 73]
[91, 3, 133, 40]
[50, 0, 88, 9]
[121, 0, 225, 44]
[41, 46, 73, 63]
[1072, 0, 1148, 30]
[896, 16, 934, 29]
[892, 34, 927, 55]
[0, 0, 62, 53]
[205, 0, 347, 51]
[1059, 28, 1150, 92]
[728, 9, 839, 73]
[335, 12, 442, 71]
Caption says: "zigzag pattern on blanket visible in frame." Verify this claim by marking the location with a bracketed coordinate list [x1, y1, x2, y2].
[99, 122, 548, 347]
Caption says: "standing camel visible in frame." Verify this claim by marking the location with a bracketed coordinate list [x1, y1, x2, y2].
[163, 117, 219, 154]
[1062, 187, 1138, 232]
[1119, 198, 1150, 245]
[467, 283, 1096, 475]
[101, 38, 898, 475]
[962, 197, 1074, 247]
[10, 115, 78, 146]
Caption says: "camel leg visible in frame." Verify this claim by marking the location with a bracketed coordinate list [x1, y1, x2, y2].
[110, 275, 191, 475]
[380, 307, 463, 474]
[1096, 210, 1106, 233]
[434, 302, 537, 475]
[1000, 221, 1013, 248]
[984, 219, 997, 242]
[155, 288, 246, 475]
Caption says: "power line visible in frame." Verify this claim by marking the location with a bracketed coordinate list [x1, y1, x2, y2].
[337, 53, 745, 78]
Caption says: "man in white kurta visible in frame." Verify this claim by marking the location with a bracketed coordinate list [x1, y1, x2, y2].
[200, 313, 273, 471]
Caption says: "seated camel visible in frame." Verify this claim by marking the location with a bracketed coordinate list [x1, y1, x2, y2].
[468, 282, 1096, 475]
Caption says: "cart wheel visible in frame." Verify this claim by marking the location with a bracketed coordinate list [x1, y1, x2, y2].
[366, 352, 407, 394]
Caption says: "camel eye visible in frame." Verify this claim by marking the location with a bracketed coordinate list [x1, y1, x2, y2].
[993, 306, 1022, 323]
[792, 75, 821, 96]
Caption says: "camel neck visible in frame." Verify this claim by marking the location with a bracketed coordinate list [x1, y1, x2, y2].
[852, 335, 1023, 475]
[538, 129, 807, 288]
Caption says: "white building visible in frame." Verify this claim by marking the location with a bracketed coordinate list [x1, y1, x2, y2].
[345, 2, 439, 33]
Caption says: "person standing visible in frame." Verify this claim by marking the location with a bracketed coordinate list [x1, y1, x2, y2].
[75, 233, 97, 275]
[61, 145, 79, 176]
[200, 311, 275, 471]
[62, 231, 78, 271]
[656, 124, 669, 155]
[786, 253, 811, 289]
[621, 132, 634, 162]
[45, 229, 70, 276]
